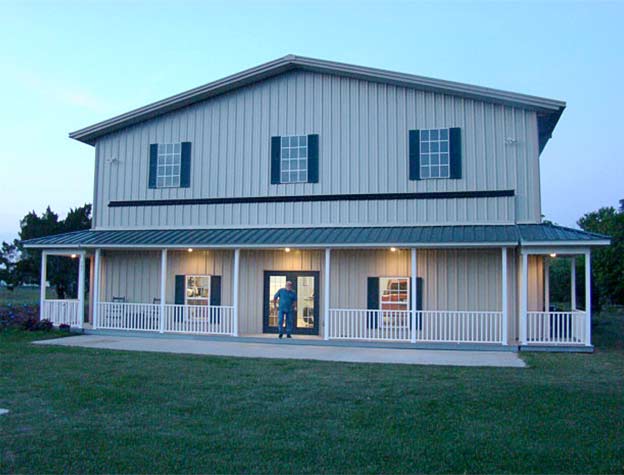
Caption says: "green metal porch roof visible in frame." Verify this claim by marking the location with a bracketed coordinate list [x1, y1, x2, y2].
[22, 224, 609, 249]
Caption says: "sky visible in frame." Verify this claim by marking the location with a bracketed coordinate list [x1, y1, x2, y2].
[0, 0, 622, 243]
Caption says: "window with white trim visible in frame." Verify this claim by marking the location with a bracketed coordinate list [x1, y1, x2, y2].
[420, 129, 450, 179]
[185, 275, 210, 306]
[379, 277, 410, 312]
[157, 143, 181, 188]
[280, 135, 308, 183]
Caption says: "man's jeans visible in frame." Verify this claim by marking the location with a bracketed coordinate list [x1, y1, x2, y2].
[278, 309, 294, 336]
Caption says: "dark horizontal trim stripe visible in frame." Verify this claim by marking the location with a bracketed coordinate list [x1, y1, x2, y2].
[109, 190, 514, 208]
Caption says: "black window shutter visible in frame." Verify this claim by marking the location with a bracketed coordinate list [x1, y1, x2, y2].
[416, 277, 423, 311]
[408, 130, 420, 180]
[148, 144, 158, 188]
[174, 275, 185, 305]
[367, 277, 380, 329]
[271, 136, 281, 184]
[449, 127, 462, 179]
[180, 142, 192, 188]
[210, 276, 222, 306]
[307, 134, 319, 183]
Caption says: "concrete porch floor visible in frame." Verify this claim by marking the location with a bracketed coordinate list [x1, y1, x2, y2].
[34, 333, 526, 367]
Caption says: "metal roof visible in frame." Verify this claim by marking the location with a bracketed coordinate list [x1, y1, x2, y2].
[69, 55, 566, 148]
[22, 224, 609, 250]
[518, 224, 610, 245]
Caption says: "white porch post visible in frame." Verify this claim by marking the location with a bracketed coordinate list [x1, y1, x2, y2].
[520, 251, 528, 345]
[232, 248, 240, 337]
[584, 250, 592, 346]
[570, 257, 577, 311]
[77, 252, 86, 329]
[39, 251, 48, 321]
[93, 249, 101, 329]
[159, 249, 167, 334]
[501, 247, 508, 345]
[324, 248, 331, 341]
[410, 248, 417, 343]
[544, 257, 550, 312]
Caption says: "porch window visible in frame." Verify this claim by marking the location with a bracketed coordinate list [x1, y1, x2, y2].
[185, 275, 211, 306]
[280, 135, 308, 183]
[156, 143, 181, 188]
[379, 277, 410, 311]
[419, 129, 450, 179]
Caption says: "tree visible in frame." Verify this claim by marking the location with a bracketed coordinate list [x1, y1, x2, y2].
[0, 241, 20, 289]
[578, 205, 624, 306]
[0, 204, 92, 298]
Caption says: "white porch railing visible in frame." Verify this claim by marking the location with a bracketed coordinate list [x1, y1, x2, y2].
[526, 311, 587, 345]
[98, 302, 160, 331]
[164, 304, 235, 335]
[417, 311, 503, 343]
[329, 309, 412, 341]
[328, 309, 503, 344]
[96, 302, 235, 335]
[41, 299, 81, 326]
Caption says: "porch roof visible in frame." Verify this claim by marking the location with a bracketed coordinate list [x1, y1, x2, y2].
[22, 224, 609, 249]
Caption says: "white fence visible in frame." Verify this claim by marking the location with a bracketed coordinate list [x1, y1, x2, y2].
[164, 304, 235, 335]
[328, 309, 412, 341]
[526, 311, 587, 345]
[96, 302, 235, 335]
[328, 309, 503, 344]
[41, 299, 81, 326]
[98, 302, 160, 331]
[417, 311, 503, 343]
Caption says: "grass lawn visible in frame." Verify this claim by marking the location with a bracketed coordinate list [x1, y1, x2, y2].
[0, 286, 59, 305]
[1, 313, 623, 474]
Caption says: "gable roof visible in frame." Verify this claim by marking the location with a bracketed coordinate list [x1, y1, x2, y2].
[69, 55, 566, 150]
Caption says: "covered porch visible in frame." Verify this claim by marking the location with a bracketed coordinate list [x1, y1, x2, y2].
[29, 224, 610, 351]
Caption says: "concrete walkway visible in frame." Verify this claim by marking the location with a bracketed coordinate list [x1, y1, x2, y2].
[34, 335, 525, 368]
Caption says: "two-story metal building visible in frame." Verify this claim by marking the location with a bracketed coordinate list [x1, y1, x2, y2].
[25, 55, 609, 350]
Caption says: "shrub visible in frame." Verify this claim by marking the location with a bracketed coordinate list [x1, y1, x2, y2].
[34, 319, 53, 331]
[0, 305, 52, 331]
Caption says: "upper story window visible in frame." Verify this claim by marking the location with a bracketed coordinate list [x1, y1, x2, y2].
[157, 143, 181, 188]
[280, 135, 308, 183]
[419, 129, 450, 179]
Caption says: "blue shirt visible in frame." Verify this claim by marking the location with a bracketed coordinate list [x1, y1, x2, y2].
[274, 288, 297, 311]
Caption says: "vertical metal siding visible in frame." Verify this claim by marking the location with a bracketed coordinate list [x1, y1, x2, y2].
[93, 70, 539, 229]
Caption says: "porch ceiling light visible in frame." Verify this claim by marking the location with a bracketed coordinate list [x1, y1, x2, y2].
[187, 248, 193, 253]
[390, 247, 397, 252]
[550, 253, 557, 258]
[70, 254, 77, 259]
[284, 247, 291, 253]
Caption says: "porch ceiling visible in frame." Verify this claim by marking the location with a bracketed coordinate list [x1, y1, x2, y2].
[22, 223, 609, 250]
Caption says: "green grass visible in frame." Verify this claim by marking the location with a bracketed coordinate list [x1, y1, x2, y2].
[1, 313, 623, 474]
[0, 286, 60, 305]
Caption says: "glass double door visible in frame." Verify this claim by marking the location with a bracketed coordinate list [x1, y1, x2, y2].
[263, 271, 319, 335]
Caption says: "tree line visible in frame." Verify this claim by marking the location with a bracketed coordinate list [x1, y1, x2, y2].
[0, 205, 91, 298]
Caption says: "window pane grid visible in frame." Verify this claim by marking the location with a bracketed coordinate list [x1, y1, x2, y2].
[420, 129, 450, 179]
[156, 143, 181, 188]
[280, 135, 308, 183]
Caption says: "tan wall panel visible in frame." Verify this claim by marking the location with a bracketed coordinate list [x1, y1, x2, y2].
[166, 250, 234, 305]
[100, 250, 161, 303]
[93, 70, 540, 229]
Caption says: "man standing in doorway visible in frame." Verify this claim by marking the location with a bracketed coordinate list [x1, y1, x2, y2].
[273, 281, 297, 339]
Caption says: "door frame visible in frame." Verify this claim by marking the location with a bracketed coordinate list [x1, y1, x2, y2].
[262, 270, 320, 335]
